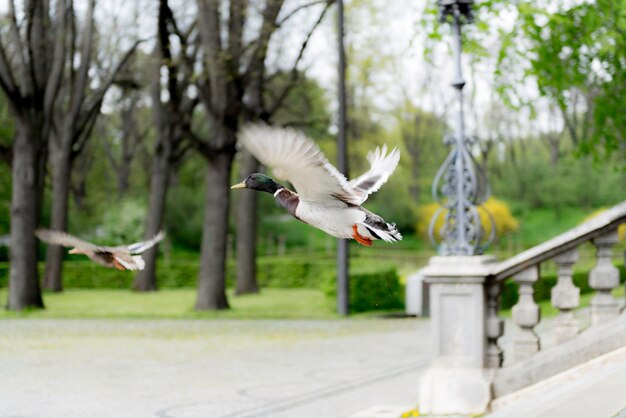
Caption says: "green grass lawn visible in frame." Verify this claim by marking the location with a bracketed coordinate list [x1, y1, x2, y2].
[0, 288, 341, 319]
[3, 284, 622, 320]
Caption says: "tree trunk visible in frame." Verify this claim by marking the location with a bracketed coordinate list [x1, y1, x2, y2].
[133, 144, 171, 291]
[8, 119, 45, 310]
[549, 137, 560, 168]
[43, 142, 72, 292]
[196, 149, 234, 310]
[410, 161, 420, 202]
[117, 160, 131, 197]
[235, 150, 259, 295]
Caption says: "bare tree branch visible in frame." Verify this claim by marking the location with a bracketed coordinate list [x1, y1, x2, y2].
[228, 0, 247, 71]
[0, 36, 19, 101]
[172, 139, 193, 162]
[71, 103, 98, 159]
[243, 0, 284, 86]
[277, 0, 333, 26]
[267, 0, 332, 116]
[44, 0, 68, 118]
[68, 0, 95, 121]
[197, 0, 227, 115]
[158, 0, 180, 104]
[76, 38, 144, 144]
[185, 127, 214, 158]
[26, 0, 46, 94]
[8, 0, 30, 88]
[101, 128, 120, 172]
[68, 0, 77, 89]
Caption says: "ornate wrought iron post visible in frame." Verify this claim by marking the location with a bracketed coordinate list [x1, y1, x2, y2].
[429, 0, 493, 255]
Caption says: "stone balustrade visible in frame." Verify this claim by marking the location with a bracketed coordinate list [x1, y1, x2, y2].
[589, 231, 620, 325]
[552, 248, 580, 343]
[511, 266, 541, 361]
[418, 200, 626, 416]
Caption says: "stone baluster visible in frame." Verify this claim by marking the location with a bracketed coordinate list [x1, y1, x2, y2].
[512, 266, 540, 361]
[589, 230, 620, 325]
[551, 248, 580, 343]
[486, 280, 504, 368]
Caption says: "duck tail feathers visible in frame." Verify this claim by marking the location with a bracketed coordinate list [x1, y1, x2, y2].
[114, 255, 145, 271]
[361, 222, 403, 243]
[132, 255, 146, 270]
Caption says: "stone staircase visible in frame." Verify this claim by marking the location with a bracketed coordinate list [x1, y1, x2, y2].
[488, 344, 626, 418]
[417, 200, 626, 415]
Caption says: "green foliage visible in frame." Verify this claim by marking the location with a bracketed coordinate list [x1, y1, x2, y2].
[514, 0, 626, 155]
[421, 0, 626, 157]
[324, 267, 404, 313]
[0, 256, 389, 290]
[492, 1, 626, 156]
[506, 206, 589, 248]
[97, 198, 147, 245]
[164, 156, 207, 250]
[266, 71, 332, 139]
[493, 153, 626, 211]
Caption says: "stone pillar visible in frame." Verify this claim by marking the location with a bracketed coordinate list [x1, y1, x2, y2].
[551, 248, 580, 343]
[486, 279, 504, 368]
[418, 255, 496, 416]
[589, 231, 620, 326]
[512, 266, 540, 361]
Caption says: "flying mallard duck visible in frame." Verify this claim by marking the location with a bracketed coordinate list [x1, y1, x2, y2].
[35, 229, 165, 271]
[232, 124, 402, 246]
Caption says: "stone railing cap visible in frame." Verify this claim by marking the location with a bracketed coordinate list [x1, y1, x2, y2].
[491, 200, 626, 281]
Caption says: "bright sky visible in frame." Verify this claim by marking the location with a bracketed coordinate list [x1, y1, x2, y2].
[0, 0, 561, 140]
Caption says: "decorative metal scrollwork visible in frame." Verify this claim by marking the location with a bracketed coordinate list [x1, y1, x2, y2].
[429, 134, 494, 255]
[429, 0, 494, 255]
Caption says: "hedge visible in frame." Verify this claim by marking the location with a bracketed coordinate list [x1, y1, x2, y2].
[0, 258, 403, 313]
[0, 257, 392, 291]
[324, 267, 404, 313]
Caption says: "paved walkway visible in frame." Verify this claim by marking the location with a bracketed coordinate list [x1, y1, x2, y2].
[0, 319, 429, 418]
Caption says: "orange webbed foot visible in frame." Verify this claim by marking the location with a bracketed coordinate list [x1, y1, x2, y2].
[112, 258, 127, 271]
[352, 225, 373, 247]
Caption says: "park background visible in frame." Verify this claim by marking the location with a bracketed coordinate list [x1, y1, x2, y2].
[0, 0, 625, 318]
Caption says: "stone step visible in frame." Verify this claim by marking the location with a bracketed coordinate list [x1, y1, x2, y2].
[487, 345, 626, 418]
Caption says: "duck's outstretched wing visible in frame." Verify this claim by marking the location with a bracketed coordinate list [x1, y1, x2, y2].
[126, 231, 165, 254]
[35, 229, 98, 250]
[348, 145, 400, 204]
[239, 124, 363, 204]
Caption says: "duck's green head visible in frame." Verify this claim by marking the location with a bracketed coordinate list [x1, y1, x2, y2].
[231, 173, 282, 194]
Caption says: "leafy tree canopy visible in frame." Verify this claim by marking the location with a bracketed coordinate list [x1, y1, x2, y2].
[423, 0, 626, 158]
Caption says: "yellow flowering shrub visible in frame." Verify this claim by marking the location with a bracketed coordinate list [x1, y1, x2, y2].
[400, 406, 420, 417]
[416, 197, 519, 241]
[582, 208, 626, 241]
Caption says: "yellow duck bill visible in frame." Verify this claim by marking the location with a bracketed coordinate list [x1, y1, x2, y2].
[230, 181, 246, 189]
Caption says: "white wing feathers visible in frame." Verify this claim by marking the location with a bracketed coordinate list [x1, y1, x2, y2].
[348, 145, 400, 204]
[35, 229, 165, 255]
[126, 231, 165, 254]
[239, 124, 361, 204]
[35, 229, 97, 250]
[239, 124, 399, 205]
